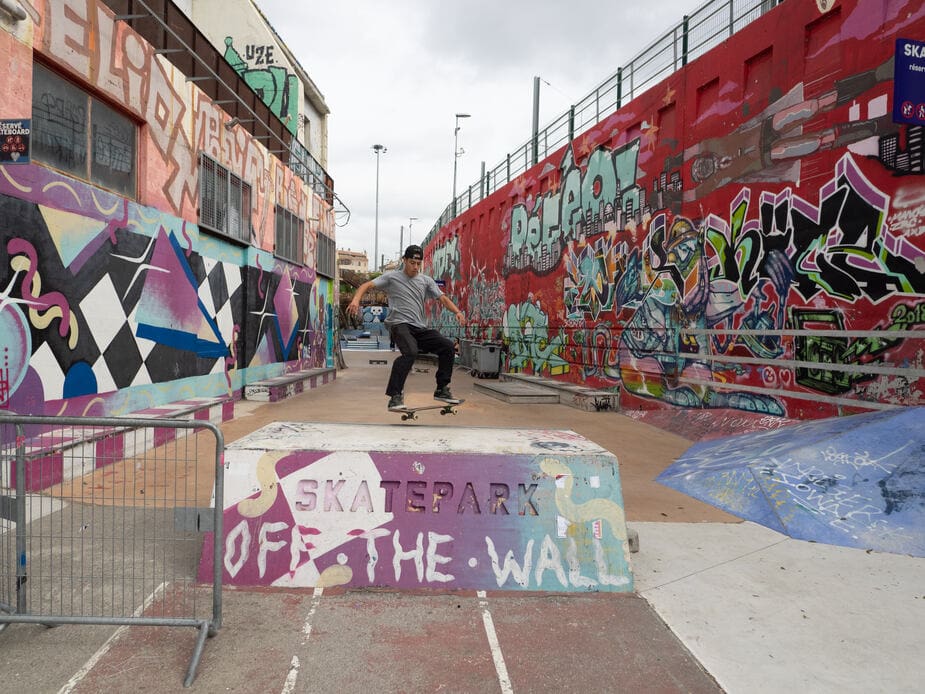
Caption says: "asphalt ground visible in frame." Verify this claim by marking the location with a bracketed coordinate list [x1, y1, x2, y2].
[2, 351, 922, 693]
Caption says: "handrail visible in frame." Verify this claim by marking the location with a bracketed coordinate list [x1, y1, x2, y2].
[425, 0, 782, 244]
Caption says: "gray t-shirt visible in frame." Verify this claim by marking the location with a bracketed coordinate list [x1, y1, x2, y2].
[372, 269, 443, 328]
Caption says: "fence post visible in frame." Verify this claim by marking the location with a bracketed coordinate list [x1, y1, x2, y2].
[616, 68, 622, 109]
[14, 423, 26, 615]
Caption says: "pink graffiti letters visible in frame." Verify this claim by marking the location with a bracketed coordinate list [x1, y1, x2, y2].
[293, 478, 540, 516]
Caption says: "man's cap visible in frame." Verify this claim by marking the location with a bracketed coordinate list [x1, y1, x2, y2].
[403, 244, 424, 260]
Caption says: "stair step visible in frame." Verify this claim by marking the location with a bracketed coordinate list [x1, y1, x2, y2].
[473, 380, 560, 404]
[498, 373, 621, 412]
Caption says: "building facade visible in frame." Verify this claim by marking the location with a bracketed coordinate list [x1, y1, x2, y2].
[0, 0, 336, 416]
[337, 249, 369, 274]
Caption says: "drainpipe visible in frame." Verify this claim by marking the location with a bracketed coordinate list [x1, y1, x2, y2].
[0, 0, 26, 22]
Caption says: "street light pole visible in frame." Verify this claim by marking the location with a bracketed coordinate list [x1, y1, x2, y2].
[372, 144, 387, 271]
[408, 216, 418, 245]
[452, 113, 470, 217]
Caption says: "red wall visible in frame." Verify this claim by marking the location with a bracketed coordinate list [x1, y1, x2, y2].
[425, 0, 925, 418]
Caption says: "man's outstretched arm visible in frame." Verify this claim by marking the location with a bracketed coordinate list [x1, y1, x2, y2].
[439, 294, 466, 326]
[347, 280, 375, 316]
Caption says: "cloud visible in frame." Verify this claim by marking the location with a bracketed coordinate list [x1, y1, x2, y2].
[257, 0, 695, 260]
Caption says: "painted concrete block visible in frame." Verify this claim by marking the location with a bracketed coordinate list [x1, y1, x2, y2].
[199, 422, 633, 593]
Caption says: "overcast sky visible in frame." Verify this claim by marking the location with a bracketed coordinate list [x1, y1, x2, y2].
[256, 0, 696, 266]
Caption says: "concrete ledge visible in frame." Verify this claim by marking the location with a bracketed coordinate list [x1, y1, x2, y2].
[499, 373, 621, 411]
[202, 421, 634, 592]
[8, 396, 234, 492]
[473, 380, 560, 404]
[243, 367, 336, 402]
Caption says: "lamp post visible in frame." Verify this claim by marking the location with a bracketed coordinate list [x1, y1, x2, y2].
[452, 113, 470, 217]
[372, 144, 387, 271]
[408, 216, 418, 245]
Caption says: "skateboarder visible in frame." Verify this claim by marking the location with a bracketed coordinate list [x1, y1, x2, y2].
[347, 245, 466, 410]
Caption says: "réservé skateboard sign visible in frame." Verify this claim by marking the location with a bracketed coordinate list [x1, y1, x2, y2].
[0, 119, 30, 164]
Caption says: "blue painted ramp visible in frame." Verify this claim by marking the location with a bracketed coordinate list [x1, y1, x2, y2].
[657, 407, 925, 557]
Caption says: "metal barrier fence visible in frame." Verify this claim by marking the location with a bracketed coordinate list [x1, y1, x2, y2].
[427, 0, 783, 238]
[0, 415, 225, 687]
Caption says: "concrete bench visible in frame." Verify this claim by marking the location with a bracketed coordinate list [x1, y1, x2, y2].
[243, 367, 336, 403]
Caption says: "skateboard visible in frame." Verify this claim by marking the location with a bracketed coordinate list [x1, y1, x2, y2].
[392, 399, 465, 421]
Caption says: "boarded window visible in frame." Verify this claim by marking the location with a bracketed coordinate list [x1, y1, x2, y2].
[744, 47, 774, 112]
[32, 63, 136, 197]
[657, 102, 677, 143]
[696, 77, 719, 121]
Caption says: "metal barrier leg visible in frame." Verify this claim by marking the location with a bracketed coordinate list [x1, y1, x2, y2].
[183, 620, 211, 687]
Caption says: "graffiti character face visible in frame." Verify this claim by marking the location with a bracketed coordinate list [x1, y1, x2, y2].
[665, 219, 700, 275]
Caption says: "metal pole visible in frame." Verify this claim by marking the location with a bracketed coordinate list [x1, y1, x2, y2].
[532, 76, 540, 167]
[371, 144, 386, 271]
[452, 124, 459, 216]
[14, 424, 26, 615]
[452, 113, 470, 218]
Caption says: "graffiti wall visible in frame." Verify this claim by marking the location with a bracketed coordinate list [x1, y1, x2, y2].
[199, 422, 634, 593]
[425, 0, 925, 419]
[0, 0, 334, 415]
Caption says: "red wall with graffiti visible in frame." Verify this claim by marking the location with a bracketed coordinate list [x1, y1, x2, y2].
[424, 0, 925, 419]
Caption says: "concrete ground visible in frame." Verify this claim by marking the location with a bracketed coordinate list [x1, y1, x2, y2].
[1, 351, 923, 693]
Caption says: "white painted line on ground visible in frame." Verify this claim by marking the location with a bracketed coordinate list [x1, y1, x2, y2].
[280, 656, 300, 694]
[58, 582, 167, 694]
[301, 585, 324, 640]
[280, 585, 324, 694]
[477, 590, 513, 694]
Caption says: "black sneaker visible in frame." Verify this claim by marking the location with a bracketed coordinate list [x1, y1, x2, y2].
[433, 386, 460, 404]
[387, 394, 406, 411]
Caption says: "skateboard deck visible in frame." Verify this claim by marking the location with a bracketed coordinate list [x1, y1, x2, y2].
[392, 399, 465, 421]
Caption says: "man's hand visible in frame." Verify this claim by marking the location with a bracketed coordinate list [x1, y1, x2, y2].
[456, 311, 467, 327]
[347, 299, 360, 316]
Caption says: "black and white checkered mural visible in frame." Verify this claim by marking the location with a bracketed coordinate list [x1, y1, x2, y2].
[0, 168, 329, 417]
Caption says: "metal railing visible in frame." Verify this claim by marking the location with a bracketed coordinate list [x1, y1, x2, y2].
[425, 0, 783, 242]
[439, 321, 924, 414]
[0, 415, 225, 687]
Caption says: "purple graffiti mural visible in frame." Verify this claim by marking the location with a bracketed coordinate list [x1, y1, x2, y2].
[199, 422, 633, 593]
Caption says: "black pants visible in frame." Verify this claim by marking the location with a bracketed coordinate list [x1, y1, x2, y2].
[386, 323, 455, 397]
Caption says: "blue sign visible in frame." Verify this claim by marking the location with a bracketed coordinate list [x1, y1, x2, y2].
[0, 118, 30, 164]
[894, 38, 925, 125]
